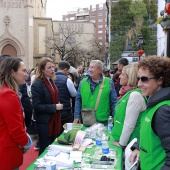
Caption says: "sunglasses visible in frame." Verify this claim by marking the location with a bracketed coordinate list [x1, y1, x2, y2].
[137, 76, 156, 83]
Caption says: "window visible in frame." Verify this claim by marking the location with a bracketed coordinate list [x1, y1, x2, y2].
[98, 12, 103, 16]
[91, 14, 96, 17]
[90, 20, 96, 23]
[70, 17, 75, 20]
[98, 36, 102, 40]
[98, 25, 103, 28]
[99, 42, 103, 45]
[98, 19, 103, 22]
[98, 30, 103, 33]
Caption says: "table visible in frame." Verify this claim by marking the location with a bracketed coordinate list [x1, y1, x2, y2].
[26, 128, 123, 170]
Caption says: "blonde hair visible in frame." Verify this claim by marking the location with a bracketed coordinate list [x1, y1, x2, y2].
[35, 57, 55, 80]
[123, 64, 138, 87]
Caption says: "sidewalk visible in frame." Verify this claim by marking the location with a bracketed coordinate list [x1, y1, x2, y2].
[20, 134, 39, 170]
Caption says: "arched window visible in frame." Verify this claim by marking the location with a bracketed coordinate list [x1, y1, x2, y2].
[1, 44, 17, 57]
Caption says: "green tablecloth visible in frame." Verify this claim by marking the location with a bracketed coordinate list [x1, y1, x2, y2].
[26, 128, 123, 170]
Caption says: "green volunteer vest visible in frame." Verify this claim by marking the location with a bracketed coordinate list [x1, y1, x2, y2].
[80, 77, 110, 121]
[112, 89, 145, 143]
[140, 100, 170, 170]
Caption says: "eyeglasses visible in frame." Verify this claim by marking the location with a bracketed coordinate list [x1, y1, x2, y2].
[137, 76, 156, 83]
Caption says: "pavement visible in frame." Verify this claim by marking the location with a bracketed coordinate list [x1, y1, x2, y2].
[30, 134, 38, 143]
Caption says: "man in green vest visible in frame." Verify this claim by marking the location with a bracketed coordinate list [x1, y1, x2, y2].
[73, 60, 117, 126]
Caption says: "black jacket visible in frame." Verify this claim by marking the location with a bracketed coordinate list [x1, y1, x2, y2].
[31, 79, 56, 122]
[131, 87, 170, 170]
[19, 84, 32, 127]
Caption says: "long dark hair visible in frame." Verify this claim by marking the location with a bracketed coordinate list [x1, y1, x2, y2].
[0, 57, 23, 92]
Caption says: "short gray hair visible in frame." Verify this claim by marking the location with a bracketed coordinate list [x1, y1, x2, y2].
[90, 60, 103, 70]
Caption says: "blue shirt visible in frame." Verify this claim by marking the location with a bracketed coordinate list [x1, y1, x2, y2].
[74, 75, 117, 119]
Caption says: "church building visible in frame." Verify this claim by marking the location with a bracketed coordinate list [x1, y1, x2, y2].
[0, 0, 96, 69]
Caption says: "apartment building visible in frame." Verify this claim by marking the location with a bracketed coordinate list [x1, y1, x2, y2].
[63, 3, 107, 50]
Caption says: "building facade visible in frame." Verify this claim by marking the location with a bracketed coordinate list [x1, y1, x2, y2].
[63, 3, 107, 51]
[0, 0, 47, 68]
[0, 0, 98, 69]
[51, 21, 96, 67]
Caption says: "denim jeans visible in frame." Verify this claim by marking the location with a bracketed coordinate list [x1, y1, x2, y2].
[36, 122, 56, 156]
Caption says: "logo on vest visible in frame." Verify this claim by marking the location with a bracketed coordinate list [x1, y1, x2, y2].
[145, 117, 150, 122]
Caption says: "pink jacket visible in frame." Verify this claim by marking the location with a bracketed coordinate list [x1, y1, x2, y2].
[0, 86, 28, 170]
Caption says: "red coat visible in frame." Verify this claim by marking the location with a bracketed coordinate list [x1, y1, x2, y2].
[0, 86, 28, 170]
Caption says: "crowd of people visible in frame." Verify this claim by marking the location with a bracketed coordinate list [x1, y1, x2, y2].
[1, 54, 170, 169]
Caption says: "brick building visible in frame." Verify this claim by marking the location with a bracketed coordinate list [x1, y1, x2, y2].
[63, 3, 107, 51]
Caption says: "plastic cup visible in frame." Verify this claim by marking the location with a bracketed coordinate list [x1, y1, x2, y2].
[66, 123, 73, 130]
[46, 162, 56, 170]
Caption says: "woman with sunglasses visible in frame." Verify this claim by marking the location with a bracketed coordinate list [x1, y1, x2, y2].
[128, 56, 170, 170]
[112, 64, 146, 148]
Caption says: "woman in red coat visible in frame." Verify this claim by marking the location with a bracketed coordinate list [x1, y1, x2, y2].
[0, 57, 31, 170]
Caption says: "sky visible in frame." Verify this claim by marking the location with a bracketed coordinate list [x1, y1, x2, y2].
[46, 0, 106, 20]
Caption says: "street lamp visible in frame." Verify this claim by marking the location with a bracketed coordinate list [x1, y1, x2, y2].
[137, 34, 143, 47]
[87, 52, 91, 67]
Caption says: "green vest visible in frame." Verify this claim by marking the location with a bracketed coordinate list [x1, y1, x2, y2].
[112, 89, 145, 143]
[140, 100, 170, 170]
[80, 77, 110, 121]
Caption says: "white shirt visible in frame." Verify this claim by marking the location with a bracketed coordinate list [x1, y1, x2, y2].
[119, 91, 146, 146]
[67, 78, 77, 97]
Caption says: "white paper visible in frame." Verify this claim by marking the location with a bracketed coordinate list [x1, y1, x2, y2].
[81, 138, 93, 147]
[70, 151, 82, 162]
[48, 144, 73, 153]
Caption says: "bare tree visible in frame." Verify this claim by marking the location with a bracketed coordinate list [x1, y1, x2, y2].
[88, 39, 106, 60]
[45, 23, 83, 61]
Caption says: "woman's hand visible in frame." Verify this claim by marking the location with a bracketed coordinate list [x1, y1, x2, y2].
[56, 103, 63, 110]
[129, 149, 140, 164]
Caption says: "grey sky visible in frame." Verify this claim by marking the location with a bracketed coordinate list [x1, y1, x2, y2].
[46, 0, 106, 20]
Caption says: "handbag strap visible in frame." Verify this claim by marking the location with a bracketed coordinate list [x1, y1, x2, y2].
[94, 77, 105, 111]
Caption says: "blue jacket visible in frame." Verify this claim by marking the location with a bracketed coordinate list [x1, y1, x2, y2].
[54, 72, 71, 111]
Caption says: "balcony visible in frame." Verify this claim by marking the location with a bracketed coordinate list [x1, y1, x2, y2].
[76, 10, 89, 17]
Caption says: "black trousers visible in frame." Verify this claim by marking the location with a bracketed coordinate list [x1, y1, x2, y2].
[36, 122, 56, 156]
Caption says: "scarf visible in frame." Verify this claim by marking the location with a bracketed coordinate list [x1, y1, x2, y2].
[117, 85, 134, 100]
[43, 76, 61, 137]
[114, 77, 120, 89]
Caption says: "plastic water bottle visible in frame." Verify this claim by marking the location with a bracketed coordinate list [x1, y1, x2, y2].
[102, 140, 109, 154]
[108, 116, 113, 133]
[94, 128, 102, 155]
[96, 128, 102, 146]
